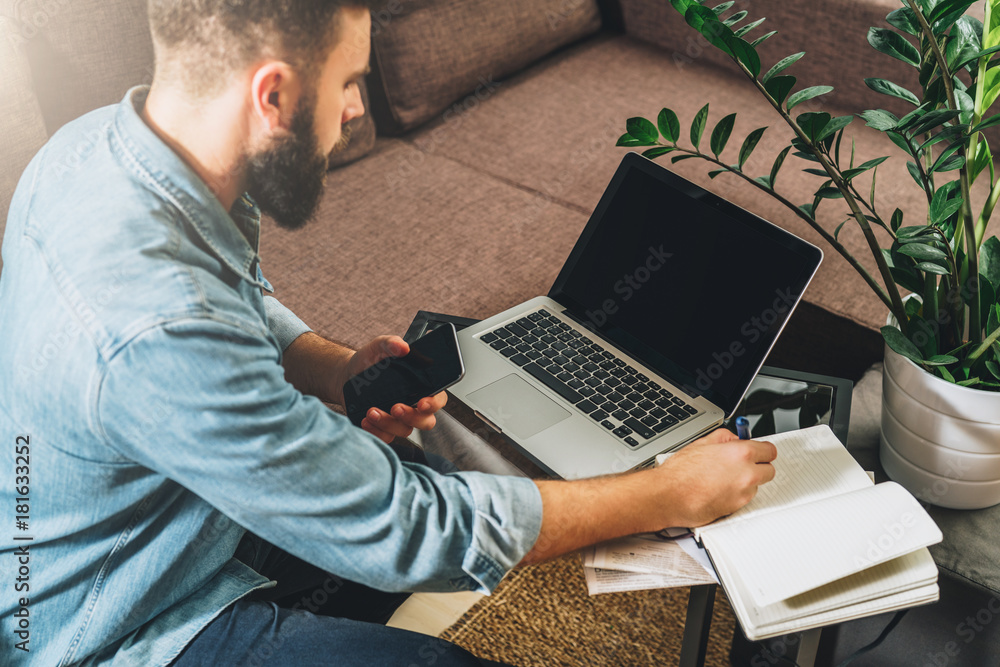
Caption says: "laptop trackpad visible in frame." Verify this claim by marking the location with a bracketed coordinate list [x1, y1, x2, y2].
[468, 374, 571, 440]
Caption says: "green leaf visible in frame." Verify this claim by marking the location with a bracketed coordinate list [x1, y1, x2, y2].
[727, 36, 762, 78]
[711, 1, 736, 15]
[925, 354, 960, 366]
[933, 154, 966, 172]
[763, 52, 805, 84]
[906, 161, 924, 187]
[971, 113, 1000, 134]
[981, 236, 1000, 291]
[929, 142, 964, 173]
[881, 325, 926, 364]
[769, 145, 791, 189]
[787, 85, 834, 112]
[815, 186, 844, 199]
[733, 17, 766, 38]
[796, 112, 831, 142]
[616, 133, 644, 147]
[750, 30, 778, 48]
[764, 75, 797, 105]
[626, 118, 659, 145]
[738, 127, 767, 168]
[867, 27, 921, 66]
[930, 187, 964, 224]
[907, 108, 963, 136]
[671, 154, 701, 164]
[708, 167, 733, 179]
[939, 365, 958, 382]
[897, 225, 930, 238]
[657, 108, 681, 143]
[722, 10, 747, 26]
[898, 244, 949, 261]
[952, 44, 1000, 72]
[642, 147, 676, 159]
[891, 208, 904, 232]
[710, 113, 737, 157]
[886, 8, 920, 36]
[981, 66, 1000, 112]
[685, 5, 735, 56]
[916, 261, 952, 275]
[691, 104, 710, 148]
[834, 219, 850, 241]
[859, 109, 900, 131]
[817, 115, 854, 142]
[865, 78, 920, 105]
[927, 0, 977, 28]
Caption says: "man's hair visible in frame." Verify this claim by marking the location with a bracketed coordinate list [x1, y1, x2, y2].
[147, 0, 379, 98]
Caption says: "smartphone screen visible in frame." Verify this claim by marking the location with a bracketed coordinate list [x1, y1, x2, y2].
[343, 323, 465, 427]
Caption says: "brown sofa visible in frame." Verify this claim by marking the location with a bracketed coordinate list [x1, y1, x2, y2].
[1, 0, 962, 381]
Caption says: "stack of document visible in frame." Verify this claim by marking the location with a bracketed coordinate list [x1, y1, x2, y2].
[581, 532, 718, 595]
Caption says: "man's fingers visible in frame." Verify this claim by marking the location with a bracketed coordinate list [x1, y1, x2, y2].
[750, 439, 778, 463]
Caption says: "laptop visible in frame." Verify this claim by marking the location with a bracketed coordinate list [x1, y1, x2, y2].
[448, 153, 823, 479]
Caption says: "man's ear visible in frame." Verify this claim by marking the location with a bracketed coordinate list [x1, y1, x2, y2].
[249, 61, 302, 133]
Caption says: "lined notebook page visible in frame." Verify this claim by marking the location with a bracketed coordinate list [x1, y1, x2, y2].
[701, 482, 942, 607]
[695, 425, 872, 538]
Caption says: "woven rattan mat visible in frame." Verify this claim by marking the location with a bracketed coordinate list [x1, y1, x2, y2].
[440, 555, 736, 666]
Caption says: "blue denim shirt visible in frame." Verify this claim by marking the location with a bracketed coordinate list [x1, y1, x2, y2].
[0, 87, 543, 666]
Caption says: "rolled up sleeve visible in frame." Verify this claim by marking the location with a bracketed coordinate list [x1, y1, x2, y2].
[95, 315, 542, 593]
[263, 295, 312, 351]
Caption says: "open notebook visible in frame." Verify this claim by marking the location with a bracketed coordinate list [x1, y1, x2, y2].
[693, 425, 941, 641]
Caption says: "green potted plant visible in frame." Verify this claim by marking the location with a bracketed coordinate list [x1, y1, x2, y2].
[618, 0, 1000, 508]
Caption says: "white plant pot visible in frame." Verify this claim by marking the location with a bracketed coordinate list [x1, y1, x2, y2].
[880, 341, 1000, 510]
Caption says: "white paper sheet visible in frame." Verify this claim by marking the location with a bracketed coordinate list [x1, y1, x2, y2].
[581, 534, 717, 595]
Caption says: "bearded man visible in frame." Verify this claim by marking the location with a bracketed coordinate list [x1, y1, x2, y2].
[0, 1, 776, 664]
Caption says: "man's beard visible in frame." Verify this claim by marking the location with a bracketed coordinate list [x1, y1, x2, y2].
[244, 100, 347, 231]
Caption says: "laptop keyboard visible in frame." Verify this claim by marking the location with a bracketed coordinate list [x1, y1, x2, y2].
[478, 309, 700, 448]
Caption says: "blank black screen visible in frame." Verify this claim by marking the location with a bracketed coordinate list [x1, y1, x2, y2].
[550, 156, 821, 415]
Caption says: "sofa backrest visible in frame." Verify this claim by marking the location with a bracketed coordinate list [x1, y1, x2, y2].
[620, 0, 929, 117]
[365, 0, 604, 135]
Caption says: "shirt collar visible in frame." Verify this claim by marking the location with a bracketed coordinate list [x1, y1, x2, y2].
[111, 86, 270, 290]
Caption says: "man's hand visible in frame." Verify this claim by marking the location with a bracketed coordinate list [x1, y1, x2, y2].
[520, 428, 776, 565]
[282, 332, 447, 444]
[654, 428, 777, 528]
[336, 335, 448, 444]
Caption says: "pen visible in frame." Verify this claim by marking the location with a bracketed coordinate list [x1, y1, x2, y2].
[735, 416, 751, 440]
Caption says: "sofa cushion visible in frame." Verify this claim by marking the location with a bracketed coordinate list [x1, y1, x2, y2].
[17, 0, 155, 136]
[367, 0, 603, 135]
[0, 12, 51, 271]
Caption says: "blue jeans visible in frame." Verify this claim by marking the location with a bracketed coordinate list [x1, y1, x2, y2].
[173, 528, 513, 666]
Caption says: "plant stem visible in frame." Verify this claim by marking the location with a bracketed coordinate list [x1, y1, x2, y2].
[732, 58, 909, 334]
[906, 0, 982, 344]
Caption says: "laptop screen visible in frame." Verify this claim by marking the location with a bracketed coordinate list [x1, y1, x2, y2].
[549, 153, 823, 416]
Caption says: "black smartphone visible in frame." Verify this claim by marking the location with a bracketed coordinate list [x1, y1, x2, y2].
[343, 323, 465, 427]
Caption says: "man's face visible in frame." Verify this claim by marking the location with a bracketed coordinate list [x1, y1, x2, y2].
[244, 7, 371, 230]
